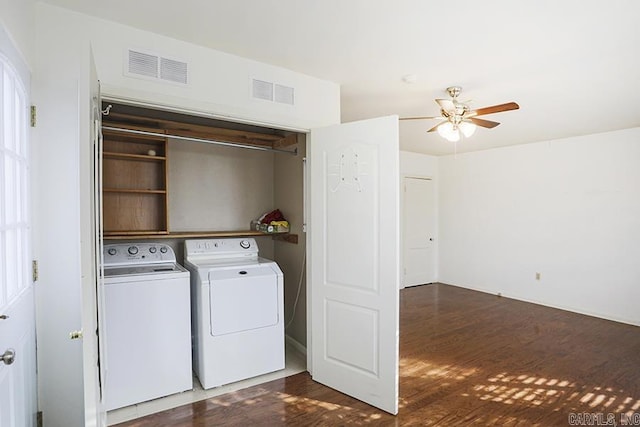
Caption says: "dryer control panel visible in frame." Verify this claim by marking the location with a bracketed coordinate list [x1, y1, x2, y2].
[184, 238, 259, 260]
[103, 243, 177, 266]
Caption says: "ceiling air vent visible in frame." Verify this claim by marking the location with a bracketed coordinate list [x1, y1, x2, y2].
[252, 78, 295, 106]
[126, 49, 188, 85]
[160, 57, 188, 84]
[128, 50, 158, 78]
[252, 79, 274, 101]
[274, 84, 294, 105]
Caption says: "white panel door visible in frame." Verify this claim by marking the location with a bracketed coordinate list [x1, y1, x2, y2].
[309, 116, 399, 414]
[84, 47, 107, 426]
[0, 52, 37, 427]
[402, 177, 436, 287]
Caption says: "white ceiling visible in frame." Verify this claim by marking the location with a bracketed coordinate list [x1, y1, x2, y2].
[42, 0, 640, 155]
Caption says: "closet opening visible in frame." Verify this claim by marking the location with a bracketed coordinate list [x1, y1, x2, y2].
[100, 100, 308, 425]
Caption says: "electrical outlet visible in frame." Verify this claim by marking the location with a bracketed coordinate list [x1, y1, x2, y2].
[535, 272, 541, 281]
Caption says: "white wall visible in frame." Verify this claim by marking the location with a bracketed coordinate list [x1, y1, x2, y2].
[400, 150, 438, 177]
[32, 7, 89, 425]
[0, 0, 35, 68]
[35, 2, 340, 131]
[82, 9, 340, 131]
[33, 4, 340, 426]
[274, 136, 306, 349]
[438, 128, 640, 326]
[168, 140, 275, 232]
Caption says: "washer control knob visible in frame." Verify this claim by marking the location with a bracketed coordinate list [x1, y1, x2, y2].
[149, 246, 157, 254]
[128, 246, 139, 255]
[240, 240, 251, 249]
[160, 246, 168, 254]
[107, 248, 117, 256]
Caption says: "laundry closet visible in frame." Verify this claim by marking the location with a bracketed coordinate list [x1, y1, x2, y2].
[100, 101, 308, 413]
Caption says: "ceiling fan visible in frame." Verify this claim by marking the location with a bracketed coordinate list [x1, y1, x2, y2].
[401, 86, 519, 142]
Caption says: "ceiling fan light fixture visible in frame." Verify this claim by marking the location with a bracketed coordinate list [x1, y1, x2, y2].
[459, 121, 476, 138]
[437, 122, 460, 142]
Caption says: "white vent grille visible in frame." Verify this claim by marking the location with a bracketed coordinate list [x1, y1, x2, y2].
[160, 58, 188, 84]
[275, 84, 294, 105]
[252, 79, 274, 101]
[128, 50, 158, 78]
[126, 49, 188, 85]
[252, 78, 295, 105]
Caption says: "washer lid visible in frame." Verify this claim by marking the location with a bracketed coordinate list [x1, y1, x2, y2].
[104, 262, 187, 277]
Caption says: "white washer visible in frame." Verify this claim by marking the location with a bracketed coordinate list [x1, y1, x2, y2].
[183, 238, 284, 389]
[102, 243, 192, 411]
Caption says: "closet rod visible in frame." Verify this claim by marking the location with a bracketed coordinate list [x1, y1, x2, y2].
[102, 126, 297, 156]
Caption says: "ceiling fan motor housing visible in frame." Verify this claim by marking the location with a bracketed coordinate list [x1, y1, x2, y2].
[446, 86, 462, 98]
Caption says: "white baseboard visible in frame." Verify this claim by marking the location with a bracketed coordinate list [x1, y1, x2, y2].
[285, 334, 307, 357]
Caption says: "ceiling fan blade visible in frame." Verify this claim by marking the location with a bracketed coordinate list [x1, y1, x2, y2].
[435, 99, 455, 111]
[427, 122, 443, 132]
[399, 116, 441, 121]
[469, 117, 501, 128]
[472, 102, 519, 116]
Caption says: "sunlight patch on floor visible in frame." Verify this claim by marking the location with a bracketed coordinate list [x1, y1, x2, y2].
[270, 391, 386, 422]
[471, 372, 640, 415]
[400, 357, 478, 381]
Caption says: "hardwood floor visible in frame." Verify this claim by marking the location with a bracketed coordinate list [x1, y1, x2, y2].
[115, 284, 640, 426]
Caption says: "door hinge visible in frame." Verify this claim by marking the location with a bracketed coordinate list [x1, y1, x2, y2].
[69, 330, 83, 340]
[30, 105, 37, 127]
[32, 260, 38, 282]
[37, 411, 43, 427]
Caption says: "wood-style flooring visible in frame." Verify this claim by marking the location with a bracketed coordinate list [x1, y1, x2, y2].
[115, 284, 640, 426]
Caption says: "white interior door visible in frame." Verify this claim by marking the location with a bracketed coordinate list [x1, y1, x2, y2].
[0, 49, 38, 426]
[402, 177, 436, 287]
[83, 47, 107, 426]
[309, 115, 399, 414]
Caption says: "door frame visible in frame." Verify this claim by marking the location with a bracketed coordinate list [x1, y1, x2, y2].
[85, 93, 313, 424]
[400, 174, 437, 289]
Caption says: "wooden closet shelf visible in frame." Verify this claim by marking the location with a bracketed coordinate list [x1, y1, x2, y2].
[103, 230, 298, 243]
[104, 152, 166, 161]
[103, 231, 170, 237]
[103, 188, 167, 194]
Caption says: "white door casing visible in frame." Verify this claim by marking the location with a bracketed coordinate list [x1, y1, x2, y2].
[0, 49, 37, 427]
[402, 177, 436, 287]
[309, 116, 400, 414]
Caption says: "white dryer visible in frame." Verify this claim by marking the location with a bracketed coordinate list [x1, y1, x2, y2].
[183, 238, 284, 389]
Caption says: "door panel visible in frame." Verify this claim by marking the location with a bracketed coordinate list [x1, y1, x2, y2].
[326, 300, 378, 375]
[309, 116, 399, 414]
[0, 48, 37, 427]
[0, 288, 37, 427]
